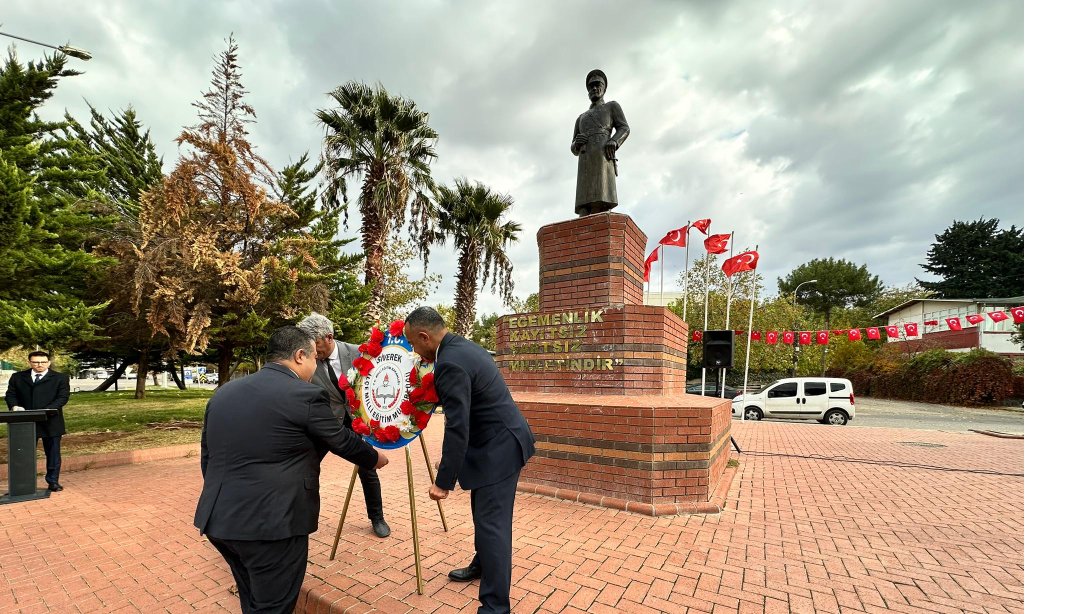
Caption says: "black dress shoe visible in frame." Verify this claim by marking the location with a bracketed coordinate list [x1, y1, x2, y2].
[448, 564, 482, 582]
[48, 484, 63, 492]
[371, 518, 390, 538]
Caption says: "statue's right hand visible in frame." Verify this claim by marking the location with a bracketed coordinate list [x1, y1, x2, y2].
[373, 451, 390, 469]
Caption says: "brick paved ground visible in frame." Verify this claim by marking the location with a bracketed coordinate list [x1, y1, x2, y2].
[0, 419, 1023, 613]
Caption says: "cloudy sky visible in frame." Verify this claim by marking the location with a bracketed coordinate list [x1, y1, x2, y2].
[4, 0, 1023, 315]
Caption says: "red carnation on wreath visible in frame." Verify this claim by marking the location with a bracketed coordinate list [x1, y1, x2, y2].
[342, 320, 440, 449]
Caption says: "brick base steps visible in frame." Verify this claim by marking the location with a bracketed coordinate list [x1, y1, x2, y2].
[0, 443, 200, 480]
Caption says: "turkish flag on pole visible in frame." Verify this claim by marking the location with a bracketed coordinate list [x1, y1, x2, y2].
[722, 250, 759, 277]
[885, 325, 899, 339]
[691, 219, 712, 234]
[799, 331, 812, 345]
[765, 331, 778, 345]
[866, 327, 881, 340]
[946, 317, 963, 331]
[848, 329, 862, 341]
[966, 314, 985, 325]
[987, 310, 1009, 323]
[783, 331, 795, 345]
[816, 331, 830, 345]
[704, 233, 731, 254]
[750, 331, 761, 341]
[659, 225, 688, 247]
[1011, 306, 1024, 324]
[904, 322, 919, 337]
[643, 247, 659, 282]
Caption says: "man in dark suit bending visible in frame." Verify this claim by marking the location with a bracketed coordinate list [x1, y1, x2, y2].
[403, 306, 535, 614]
[194, 326, 389, 614]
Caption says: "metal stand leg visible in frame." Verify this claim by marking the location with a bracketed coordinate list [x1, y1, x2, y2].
[417, 432, 448, 531]
[405, 447, 424, 595]
[329, 465, 359, 560]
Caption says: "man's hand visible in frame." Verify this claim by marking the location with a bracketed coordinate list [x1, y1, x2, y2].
[429, 484, 449, 501]
[604, 140, 618, 160]
[373, 452, 389, 470]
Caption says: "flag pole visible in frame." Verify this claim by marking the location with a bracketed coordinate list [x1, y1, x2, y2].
[682, 221, 691, 323]
[701, 248, 710, 396]
[740, 243, 759, 422]
[659, 245, 664, 308]
[721, 231, 734, 398]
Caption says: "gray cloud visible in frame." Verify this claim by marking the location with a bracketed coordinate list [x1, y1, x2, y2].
[5, 0, 1023, 315]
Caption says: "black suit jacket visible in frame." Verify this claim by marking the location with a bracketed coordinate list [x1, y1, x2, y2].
[193, 363, 379, 541]
[4, 369, 69, 437]
[433, 334, 535, 491]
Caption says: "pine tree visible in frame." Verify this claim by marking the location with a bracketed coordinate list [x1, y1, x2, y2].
[918, 218, 1024, 298]
[0, 50, 107, 350]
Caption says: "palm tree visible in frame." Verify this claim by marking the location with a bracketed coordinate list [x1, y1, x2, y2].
[426, 179, 521, 337]
[316, 82, 437, 321]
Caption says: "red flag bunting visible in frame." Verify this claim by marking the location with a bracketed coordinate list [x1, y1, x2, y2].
[924, 320, 939, 326]
[734, 330, 745, 336]
[704, 233, 731, 254]
[750, 331, 761, 341]
[866, 327, 881, 340]
[799, 331, 812, 345]
[691, 219, 711, 234]
[783, 331, 795, 345]
[659, 225, 687, 247]
[885, 325, 899, 339]
[816, 331, 830, 345]
[722, 250, 759, 277]
[1011, 306, 1024, 324]
[945, 317, 963, 331]
[691, 330, 703, 342]
[643, 247, 659, 282]
[966, 314, 985, 325]
[987, 311, 1009, 323]
[848, 329, 862, 341]
[765, 331, 778, 345]
[904, 322, 919, 337]
[833, 329, 845, 336]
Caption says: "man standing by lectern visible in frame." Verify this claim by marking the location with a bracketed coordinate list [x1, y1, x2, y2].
[5, 350, 69, 492]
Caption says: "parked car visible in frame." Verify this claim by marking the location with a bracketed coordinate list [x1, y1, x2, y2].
[732, 377, 855, 425]
[205, 372, 219, 384]
[686, 383, 742, 398]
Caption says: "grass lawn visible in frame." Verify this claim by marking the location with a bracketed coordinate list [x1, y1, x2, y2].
[1, 387, 213, 460]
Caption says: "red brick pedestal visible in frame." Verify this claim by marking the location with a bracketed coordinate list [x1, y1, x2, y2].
[497, 213, 733, 514]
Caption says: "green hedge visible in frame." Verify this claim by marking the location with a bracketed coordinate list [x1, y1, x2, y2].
[828, 348, 1018, 406]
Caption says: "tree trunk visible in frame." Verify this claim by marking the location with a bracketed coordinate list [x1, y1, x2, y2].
[93, 356, 135, 392]
[152, 371, 160, 387]
[362, 209, 390, 323]
[167, 360, 186, 390]
[453, 244, 480, 337]
[218, 342, 234, 390]
[134, 349, 149, 399]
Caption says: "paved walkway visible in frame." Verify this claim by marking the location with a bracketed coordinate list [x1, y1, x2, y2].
[0, 420, 1023, 613]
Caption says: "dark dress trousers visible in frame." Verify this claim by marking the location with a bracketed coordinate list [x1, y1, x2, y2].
[194, 363, 379, 614]
[310, 339, 384, 521]
[433, 334, 535, 614]
[5, 369, 69, 487]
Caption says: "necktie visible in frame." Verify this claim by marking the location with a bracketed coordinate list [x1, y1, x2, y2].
[325, 360, 345, 402]
[34, 373, 42, 384]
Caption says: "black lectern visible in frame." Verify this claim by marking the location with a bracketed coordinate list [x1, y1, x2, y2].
[1, 410, 55, 504]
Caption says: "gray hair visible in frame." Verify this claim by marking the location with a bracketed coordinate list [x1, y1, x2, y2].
[297, 312, 335, 340]
[405, 306, 446, 332]
[267, 326, 315, 362]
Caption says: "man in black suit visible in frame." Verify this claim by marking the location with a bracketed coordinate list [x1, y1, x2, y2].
[297, 312, 389, 538]
[4, 350, 70, 492]
[403, 307, 535, 614]
[194, 326, 389, 614]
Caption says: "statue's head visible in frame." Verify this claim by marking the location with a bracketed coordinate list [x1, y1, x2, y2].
[586, 69, 607, 102]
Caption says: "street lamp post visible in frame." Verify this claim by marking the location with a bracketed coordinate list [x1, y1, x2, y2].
[790, 279, 818, 377]
[0, 31, 92, 60]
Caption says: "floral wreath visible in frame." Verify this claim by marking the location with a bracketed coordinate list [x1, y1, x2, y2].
[335, 319, 439, 449]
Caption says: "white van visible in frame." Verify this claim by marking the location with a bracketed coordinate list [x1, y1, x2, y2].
[732, 377, 855, 425]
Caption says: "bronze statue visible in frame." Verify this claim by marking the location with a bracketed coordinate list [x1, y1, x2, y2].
[572, 69, 630, 216]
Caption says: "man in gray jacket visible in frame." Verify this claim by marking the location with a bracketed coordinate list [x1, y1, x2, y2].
[298, 313, 389, 538]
